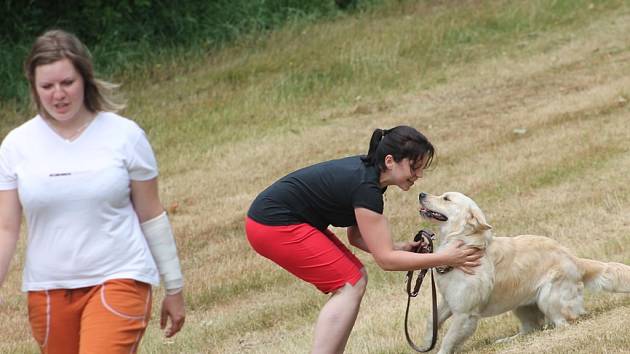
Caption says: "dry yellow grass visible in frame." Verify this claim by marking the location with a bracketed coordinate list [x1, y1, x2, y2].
[1, 1, 629, 353]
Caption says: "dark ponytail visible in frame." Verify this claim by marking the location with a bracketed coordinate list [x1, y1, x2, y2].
[365, 128, 386, 160]
[361, 126, 434, 171]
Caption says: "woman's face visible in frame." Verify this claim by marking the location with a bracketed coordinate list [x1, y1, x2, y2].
[34, 58, 88, 124]
[385, 155, 427, 191]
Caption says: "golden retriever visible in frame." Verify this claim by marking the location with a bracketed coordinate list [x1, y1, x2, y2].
[418, 191, 630, 354]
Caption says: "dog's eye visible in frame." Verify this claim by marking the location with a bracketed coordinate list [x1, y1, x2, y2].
[443, 196, 450, 201]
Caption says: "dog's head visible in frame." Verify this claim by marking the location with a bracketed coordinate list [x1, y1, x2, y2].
[419, 191, 492, 248]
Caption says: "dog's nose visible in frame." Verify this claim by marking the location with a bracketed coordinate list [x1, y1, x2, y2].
[419, 192, 427, 201]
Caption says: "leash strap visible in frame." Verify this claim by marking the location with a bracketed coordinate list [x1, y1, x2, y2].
[403, 230, 439, 352]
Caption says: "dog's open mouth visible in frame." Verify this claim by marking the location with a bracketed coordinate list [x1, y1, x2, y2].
[419, 207, 448, 221]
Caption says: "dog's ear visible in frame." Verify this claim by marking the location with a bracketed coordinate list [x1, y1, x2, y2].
[468, 205, 492, 231]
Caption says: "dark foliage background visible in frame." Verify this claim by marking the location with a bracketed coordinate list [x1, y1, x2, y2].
[0, 0, 364, 104]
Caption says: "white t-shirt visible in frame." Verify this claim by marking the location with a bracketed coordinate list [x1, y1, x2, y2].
[0, 112, 160, 291]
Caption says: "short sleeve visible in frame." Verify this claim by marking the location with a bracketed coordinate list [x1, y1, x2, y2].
[127, 129, 158, 181]
[352, 183, 384, 214]
[0, 135, 17, 190]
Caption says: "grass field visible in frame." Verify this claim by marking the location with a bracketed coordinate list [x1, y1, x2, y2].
[1, 0, 629, 353]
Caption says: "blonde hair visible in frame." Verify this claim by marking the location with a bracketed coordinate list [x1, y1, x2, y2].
[24, 29, 125, 117]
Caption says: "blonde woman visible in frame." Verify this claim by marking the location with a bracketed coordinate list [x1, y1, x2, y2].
[0, 29, 185, 354]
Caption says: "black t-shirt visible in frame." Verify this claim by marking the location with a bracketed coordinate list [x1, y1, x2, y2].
[247, 155, 386, 230]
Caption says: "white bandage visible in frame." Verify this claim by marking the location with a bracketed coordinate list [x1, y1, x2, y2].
[141, 211, 184, 294]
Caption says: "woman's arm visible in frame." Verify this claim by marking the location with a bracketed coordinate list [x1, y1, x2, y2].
[130, 178, 164, 222]
[354, 207, 482, 272]
[347, 225, 371, 252]
[130, 178, 185, 337]
[348, 224, 421, 253]
[131, 178, 184, 292]
[0, 190, 21, 287]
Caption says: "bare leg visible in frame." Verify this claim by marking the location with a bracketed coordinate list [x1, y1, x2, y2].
[311, 269, 367, 354]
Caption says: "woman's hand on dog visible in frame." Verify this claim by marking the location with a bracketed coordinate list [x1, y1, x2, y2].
[440, 240, 484, 274]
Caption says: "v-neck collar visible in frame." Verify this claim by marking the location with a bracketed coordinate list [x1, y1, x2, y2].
[39, 112, 99, 144]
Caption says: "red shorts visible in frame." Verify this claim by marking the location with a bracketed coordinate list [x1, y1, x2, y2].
[245, 217, 364, 293]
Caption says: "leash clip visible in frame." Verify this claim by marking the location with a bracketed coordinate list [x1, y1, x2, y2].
[413, 229, 435, 254]
[406, 229, 435, 297]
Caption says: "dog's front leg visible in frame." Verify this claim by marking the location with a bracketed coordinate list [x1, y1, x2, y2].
[423, 301, 452, 348]
[437, 312, 479, 354]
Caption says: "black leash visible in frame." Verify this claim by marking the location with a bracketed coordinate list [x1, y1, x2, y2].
[404, 229, 438, 352]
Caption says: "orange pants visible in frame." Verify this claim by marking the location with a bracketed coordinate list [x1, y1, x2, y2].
[27, 279, 152, 354]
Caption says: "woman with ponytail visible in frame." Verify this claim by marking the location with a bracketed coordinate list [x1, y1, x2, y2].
[246, 126, 483, 353]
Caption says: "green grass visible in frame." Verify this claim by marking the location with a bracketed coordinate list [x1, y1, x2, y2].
[120, 0, 625, 177]
[3, 0, 625, 157]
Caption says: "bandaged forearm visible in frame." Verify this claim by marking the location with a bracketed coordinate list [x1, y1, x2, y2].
[141, 211, 184, 294]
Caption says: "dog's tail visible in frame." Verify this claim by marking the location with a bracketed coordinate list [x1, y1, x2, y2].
[578, 258, 630, 293]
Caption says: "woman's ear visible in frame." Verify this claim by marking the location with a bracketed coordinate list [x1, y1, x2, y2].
[383, 154, 395, 170]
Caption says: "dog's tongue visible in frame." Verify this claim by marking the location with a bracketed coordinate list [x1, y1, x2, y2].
[420, 208, 448, 221]
[431, 211, 448, 221]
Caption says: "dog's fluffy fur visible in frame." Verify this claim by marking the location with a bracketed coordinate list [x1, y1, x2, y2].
[418, 191, 630, 354]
